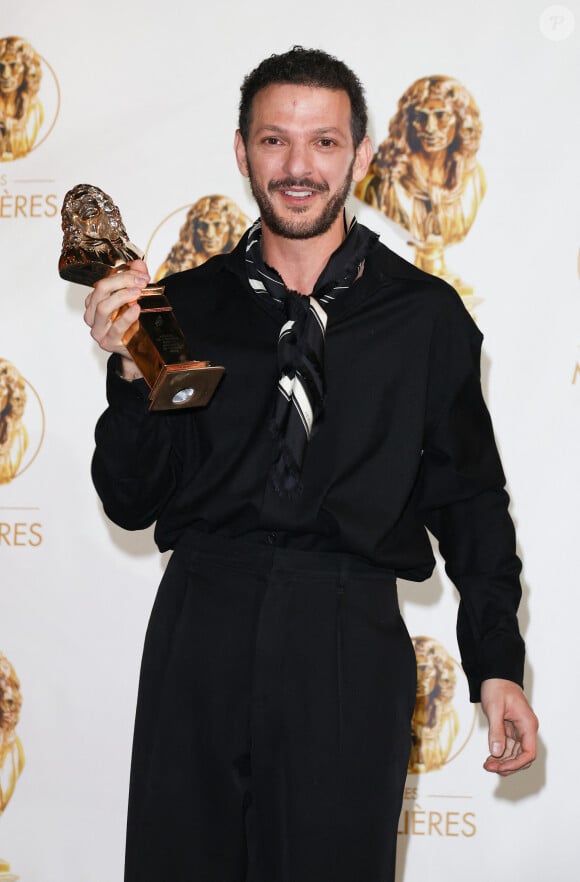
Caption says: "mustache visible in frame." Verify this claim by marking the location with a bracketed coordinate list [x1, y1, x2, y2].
[268, 178, 329, 194]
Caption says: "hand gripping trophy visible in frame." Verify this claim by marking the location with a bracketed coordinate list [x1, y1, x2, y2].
[59, 184, 224, 410]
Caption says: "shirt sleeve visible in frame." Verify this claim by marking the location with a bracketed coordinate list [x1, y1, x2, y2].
[90, 354, 184, 531]
[416, 294, 525, 702]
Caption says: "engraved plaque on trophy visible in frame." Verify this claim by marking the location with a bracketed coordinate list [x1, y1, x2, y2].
[58, 184, 225, 411]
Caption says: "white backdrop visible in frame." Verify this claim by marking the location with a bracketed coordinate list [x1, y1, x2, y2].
[1, 1, 579, 879]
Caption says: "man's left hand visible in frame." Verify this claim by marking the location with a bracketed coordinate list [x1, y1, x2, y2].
[480, 678, 538, 776]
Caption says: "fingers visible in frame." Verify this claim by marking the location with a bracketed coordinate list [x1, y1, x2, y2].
[480, 678, 539, 777]
[483, 719, 525, 775]
[487, 709, 507, 759]
[483, 740, 533, 776]
[83, 260, 150, 356]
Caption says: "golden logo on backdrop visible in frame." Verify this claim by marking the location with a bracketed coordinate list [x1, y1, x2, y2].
[0, 652, 25, 881]
[0, 35, 60, 162]
[0, 359, 45, 485]
[408, 636, 476, 774]
[147, 194, 251, 281]
[356, 75, 485, 316]
[572, 363, 580, 384]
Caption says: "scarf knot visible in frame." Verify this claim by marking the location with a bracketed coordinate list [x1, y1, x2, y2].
[245, 216, 378, 496]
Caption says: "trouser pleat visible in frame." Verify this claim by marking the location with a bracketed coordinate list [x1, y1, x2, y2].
[124, 531, 416, 882]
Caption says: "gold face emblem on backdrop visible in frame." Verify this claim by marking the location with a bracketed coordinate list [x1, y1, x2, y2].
[0, 359, 45, 485]
[408, 636, 476, 774]
[356, 75, 485, 316]
[0, 35, 60, 162]
[148, 195, 251, 281]
[0, 360, 28, 485]
[0, 652, 25, 881]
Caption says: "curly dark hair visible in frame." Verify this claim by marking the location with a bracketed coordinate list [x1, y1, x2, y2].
[238, 46, 368, 147]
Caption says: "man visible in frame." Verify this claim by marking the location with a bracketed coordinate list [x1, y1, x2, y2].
[84, 47, 538, 882]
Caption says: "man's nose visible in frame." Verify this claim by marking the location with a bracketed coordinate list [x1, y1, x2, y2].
[283, 141, 312, 179]
[424, 113, 438, 133]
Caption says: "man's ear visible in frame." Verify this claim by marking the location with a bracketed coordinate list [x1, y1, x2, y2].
[234, 130, 249, 177]
[352, 135, 373, 183]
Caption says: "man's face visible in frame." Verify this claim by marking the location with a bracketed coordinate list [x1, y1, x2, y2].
[0, 53, 25, 95]
[410, 97, 457, 154]
[71, 194, 113, 241]
[194, 210, 229, 254]
[235, 84, 371, 240]
[0, 679, 22, 732]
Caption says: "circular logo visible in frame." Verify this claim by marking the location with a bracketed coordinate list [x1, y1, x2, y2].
[0, 36, 61, 162]
[539, 5, 576, 41]
[0, 359, 45, 485]
[145, 194, 251, 282]
[0, 651, 25, 817]
[407, 635, 476, 774]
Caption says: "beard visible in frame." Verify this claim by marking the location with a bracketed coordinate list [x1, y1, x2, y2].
[247, 159, 354, 240]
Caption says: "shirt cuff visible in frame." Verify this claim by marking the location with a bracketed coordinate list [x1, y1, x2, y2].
[106, 353, 150, 411]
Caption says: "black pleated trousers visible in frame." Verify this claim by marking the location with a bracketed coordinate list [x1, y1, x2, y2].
[124, 530, 416, 882]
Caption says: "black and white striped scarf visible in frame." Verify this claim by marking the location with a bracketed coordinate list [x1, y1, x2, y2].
[245, 215, 379, 496]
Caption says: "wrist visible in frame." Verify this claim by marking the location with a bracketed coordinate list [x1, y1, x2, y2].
[119, 356, 143, 382]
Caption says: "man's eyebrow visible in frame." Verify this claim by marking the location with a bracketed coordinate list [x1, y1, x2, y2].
[254, 125, 346, 136]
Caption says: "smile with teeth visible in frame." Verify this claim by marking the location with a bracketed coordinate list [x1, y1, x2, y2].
[284, 189, 313, 198]
[269, 179, 328, 200]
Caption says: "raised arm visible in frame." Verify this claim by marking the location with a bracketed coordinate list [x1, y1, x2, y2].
[85, 259, 185, 533]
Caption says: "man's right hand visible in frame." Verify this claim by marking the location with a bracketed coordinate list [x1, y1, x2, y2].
[83, 259, 150, 380]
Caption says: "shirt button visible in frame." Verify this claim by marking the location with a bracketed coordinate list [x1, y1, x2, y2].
[267, 532, 277, 545]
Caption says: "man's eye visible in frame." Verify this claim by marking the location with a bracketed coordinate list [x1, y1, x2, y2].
[318, 139, 335, 148]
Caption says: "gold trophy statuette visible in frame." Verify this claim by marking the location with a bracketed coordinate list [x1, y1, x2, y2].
[59, 184, 225, 411]
[356, 75, 486, 316]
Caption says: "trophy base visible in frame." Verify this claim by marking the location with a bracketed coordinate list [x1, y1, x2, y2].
[148, 363, 225, 412]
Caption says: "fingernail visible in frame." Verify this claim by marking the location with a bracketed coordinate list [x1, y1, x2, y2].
[492, 741, 502, 756]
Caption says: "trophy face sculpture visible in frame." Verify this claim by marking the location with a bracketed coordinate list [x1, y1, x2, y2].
[153, 194, 250, 281]
[59, 184, 225, 411]
[355, 75, 486, 315]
